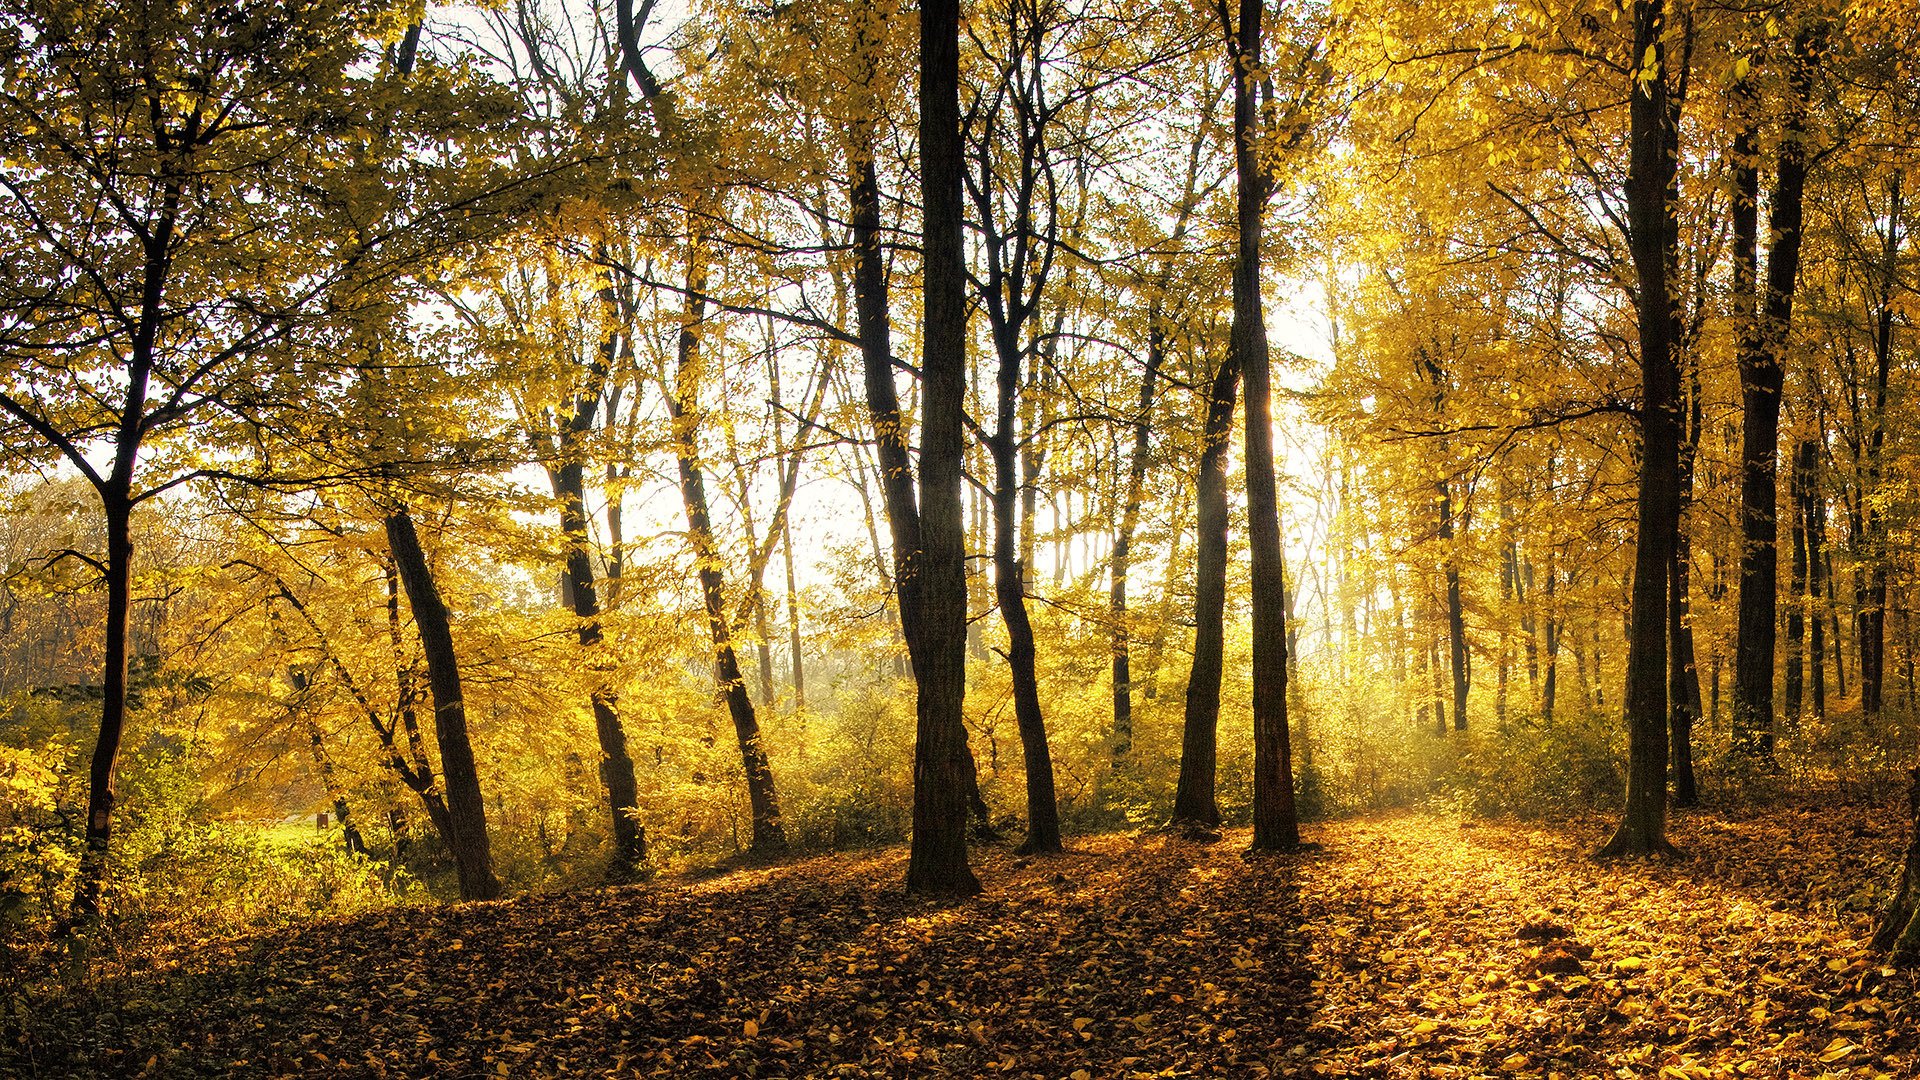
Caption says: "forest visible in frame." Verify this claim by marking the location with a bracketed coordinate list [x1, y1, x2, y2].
[3, 0, 1920, 1075]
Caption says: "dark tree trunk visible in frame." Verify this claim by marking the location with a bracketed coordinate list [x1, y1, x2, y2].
[384, 510, 501, 900]
[1729, 105, 1779, 756]
[1671, 359, 1703, 806]
[1172, 353, 1239, 831]
[1786, 438, 1809, 721]
[988, 328, 1061, 855]
[1543, 554, 1560, 727]
[1109, 308, 1164, 757]
[1861, 175, 1901, 721]
[383, 561, 458, 853]
[1732, 29, 1815, 751]
[851, 153, 996, 842]
[294, 666, 367, 857]
[552, 455, 647, 877]
[669, 285, 787, 856]
[1438, 479, 1469, 732]
[783, 520, 806, 712]
[907, 0, 981, 896]
[1829, 550, 1848, 699]
[1803, 439, 1828, 719]
[1874, 768, 1920, 961]
[1598, 0, 1681, 858]
[72, 490, 135, 923]
[1228, 0, 1298, 852]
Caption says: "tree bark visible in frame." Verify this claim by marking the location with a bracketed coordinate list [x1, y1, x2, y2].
[1731, 29, 1814, 752]
[1803, 439, 1828, 719]
[551, 453, 647, 877]
[1109, 309, 1163, 757]
[384, 509, 501, 899]
[669, 284, 787, 857]
[1597, 0, 1681, 858]
[1873, 768, 1920, 961]
[1671, 358, 1703, 806]
[1860, 174, 1901, 721]
[907, 0, 981, 896]
[988, 327, 1061, 854]
[1173, 352, 1239, 832]
[1786, 437, 1809, 721]
[72, 491, 134, 923]
[1225, 0, 1299, 852]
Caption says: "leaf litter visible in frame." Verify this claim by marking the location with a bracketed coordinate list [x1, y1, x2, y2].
[5, 799, 1916, 1078]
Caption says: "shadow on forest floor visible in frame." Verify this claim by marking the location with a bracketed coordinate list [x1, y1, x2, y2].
[4, 800, 1917, 1078]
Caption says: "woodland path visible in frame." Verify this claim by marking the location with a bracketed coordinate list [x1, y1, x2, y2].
[6, 801, 1916, 1079]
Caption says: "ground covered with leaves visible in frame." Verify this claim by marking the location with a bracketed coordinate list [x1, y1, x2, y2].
[5, 799, 1916, 1079]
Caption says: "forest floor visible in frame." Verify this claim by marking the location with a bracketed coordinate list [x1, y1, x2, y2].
[5, 799, 1918, 1079]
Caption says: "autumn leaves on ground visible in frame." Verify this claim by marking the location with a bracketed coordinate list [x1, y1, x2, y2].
[10, 799, 1914, 1080]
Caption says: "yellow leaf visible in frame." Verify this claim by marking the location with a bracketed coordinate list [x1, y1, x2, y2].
[743, 1020, 758, 1037]
[1818, 1038, 1857, 1063]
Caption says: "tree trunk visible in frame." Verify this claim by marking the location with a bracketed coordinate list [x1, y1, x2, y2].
[551, 455, 647, 877]
[907, 0, 981, 896]
[1173, 352, 1238, 831]
[384, 509, 501, 900]
[989, 329, 1061, 855]
[1861, 174, 1901, 721]
[1227, 0, 1299, 851]
[72, 490, 135, 923]
[669, 283, 787, 856]
[1597, 0, 1681, 858]
[1803, 439, 1828, 719]
[1109, 307, 1164, 757]
[1873, 768, 1920, 961]
[1786, 438, 1809, 721]
[1167, 349, 1244, 826]
[783, 519, 806, 712]
[1438, 477, 1469, 732]
[1729, 103, 1779, 757]
[1671, 358, 1703, 806]
[1543, 553, 1560, 726]
[1732, 29, 1814, 751]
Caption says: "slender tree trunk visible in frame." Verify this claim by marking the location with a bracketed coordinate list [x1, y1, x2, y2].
[1804, 439, 1828, 719]
[1172, 353, 1238, 831]
[1598, 0, 1681, 858]
[850, 159, 995, 843]
[551, 456, 647, 877]
[1787, 439, 1809, 721]
[669, 282, 786, 856]
[72, 490, 135, 922]
[295, 672, 367, 856]
[783, 520, 806, 712]
[1437, 476, 1469, 731]
[1732, 30, 1815, 751]
[1671, 360, 1703, 806]
[1861, 175, 1902, 721]
[1543, 554, 1560, 726]
[907, 0, 981, 895]
[1729, 102, 1779, 756]
[1109, 308, 1163, 757]
[384, 510, 501, 899]
[988, 326, 1061, 855]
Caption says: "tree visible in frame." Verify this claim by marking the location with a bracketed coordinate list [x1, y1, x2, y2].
[1222, 0, 1300, 852]
[906, 0, 981, 898]
[1597, 0, 1683, 859]
[0, 0, 529, 919]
